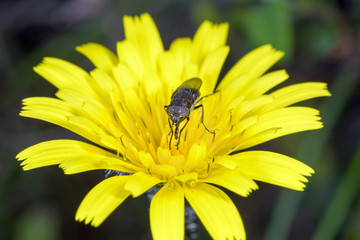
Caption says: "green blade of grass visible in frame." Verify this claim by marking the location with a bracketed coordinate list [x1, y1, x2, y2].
[311, 144, 360, 240]
[341, 191, 360, 239]
[264, 66, 360, 240]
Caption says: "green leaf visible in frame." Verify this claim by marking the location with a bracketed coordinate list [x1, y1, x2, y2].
[240, 1, 294, 63]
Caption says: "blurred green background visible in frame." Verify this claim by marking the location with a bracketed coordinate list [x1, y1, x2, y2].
[1, 0, 360, 239]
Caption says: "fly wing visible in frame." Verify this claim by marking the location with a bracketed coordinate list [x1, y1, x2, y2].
[175, 78, 202, 92]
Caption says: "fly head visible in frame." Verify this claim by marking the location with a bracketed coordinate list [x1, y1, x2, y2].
[166, 105, 190, 129]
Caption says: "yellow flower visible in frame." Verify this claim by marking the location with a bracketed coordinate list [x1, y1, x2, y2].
[16, 13, 330, 240]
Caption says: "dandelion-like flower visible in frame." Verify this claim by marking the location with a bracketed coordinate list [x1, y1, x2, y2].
[17, 13, 330, 240]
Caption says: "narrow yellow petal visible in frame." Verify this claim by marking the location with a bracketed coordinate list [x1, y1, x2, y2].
[117, 40, 144, 79]
[123, 13, 164, 71]
[89, 68, 118, 98]
[150, 181, 184, 240]
[157, 147, 171, 165]
[218, 44, 284, 90]
[231, 95, 274, 122]
[75, 176, 131, 227]
[233, 151, 314, 190]
[241, 70, 289, 98]
[112, 63, 138, 92]
[236, 107, 323, 150]
[169, 37, 192, 63]
[199, 46, 229, 94]
[153, 164, 178, 178]
[34, 57, 96, 98]
[259, 82, 331, 112]
[191, 21, 229, 64]
[157, 51, 181, 93]
[124, 172, 162, 197]
[59, 156, 139, 175]
[55, 89, 123, 137]
[20, 97, 107, 146]
[214, 155, 239, 170]
[76, 42, 118, 71]
[138, 150, 156, 168]
[167, 38, 192, 84]
[219, 75, 248, 106]
[176, 172, 198, 183]
[145, 69, 165, 96]
[184, 143, 207, 172]
[168, 155, 186, 170]
[184, 182, 245, 240]
[17, 140, 113, 170]
[210, 116, 257, 156]
[182, 62, 199, 81]
[203, 168, 258, 197]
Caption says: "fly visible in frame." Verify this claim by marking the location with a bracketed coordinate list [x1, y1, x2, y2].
[164, 77, 215, 150]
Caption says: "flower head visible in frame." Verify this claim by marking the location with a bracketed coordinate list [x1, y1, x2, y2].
[17, 13, 330, 240]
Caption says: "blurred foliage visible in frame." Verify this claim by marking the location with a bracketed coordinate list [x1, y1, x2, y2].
[1, 0, 360, 239]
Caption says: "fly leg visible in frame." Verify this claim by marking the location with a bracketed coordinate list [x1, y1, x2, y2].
[194, 104, 216, 142]
[192, 92, 217, 107]
[168, 118, 174, 150]
[175, 117, 189, 150]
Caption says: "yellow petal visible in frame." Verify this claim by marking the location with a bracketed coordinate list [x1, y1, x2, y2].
[168, 155, 186, 170]
[203, 168, 258, 197]
[138, 150, 155, 168]
[184, 182, 245, 239]
[214, 155, 239, 169]
[153, 164, 178, 178]
[89, 68, 118, 98]
[20, 97, 107, 146]
[176, 172, 198, 183]
[236, 107, 323, 150]
[112, 63, 138, 92]
[167, 38, 192, 84]
[117, 40, 144, 79]
[157, 51, 178, 87]
[75, 176, 131, 227]
[123, 13, 164, 71]
[199, 46, 229, 94]
[150, 181, 184, 240]
[191, 21, 229, 64]
[241, 70, 289, 98]
[34, 57, 96, 98]
[218, 44, 284, 90]
[59, 156, 139, 175]
[76, 42, 118, 71]
[259, 82, 331, 112]
[16, 140, 116, 170]
[210, 116, 257, 156]
[124, 172, 162, 197]
[55, 88, 122, 136]
[233, 151, 314, 190]
[143, 70, 164, 97]
[157, 147, 171, 165]
[231, 95, 274, 121]
[182, 62, 199, 81]
[184, 143, 207, 172]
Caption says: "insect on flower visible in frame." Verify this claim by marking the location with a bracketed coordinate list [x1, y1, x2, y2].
[15, 13, 332, 240]
[164, 77, 215, 149]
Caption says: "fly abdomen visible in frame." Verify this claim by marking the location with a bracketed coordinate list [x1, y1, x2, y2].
[170, 88, 200, 108]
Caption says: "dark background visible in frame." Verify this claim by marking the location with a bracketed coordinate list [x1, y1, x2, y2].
[1, 0, 360, 239]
